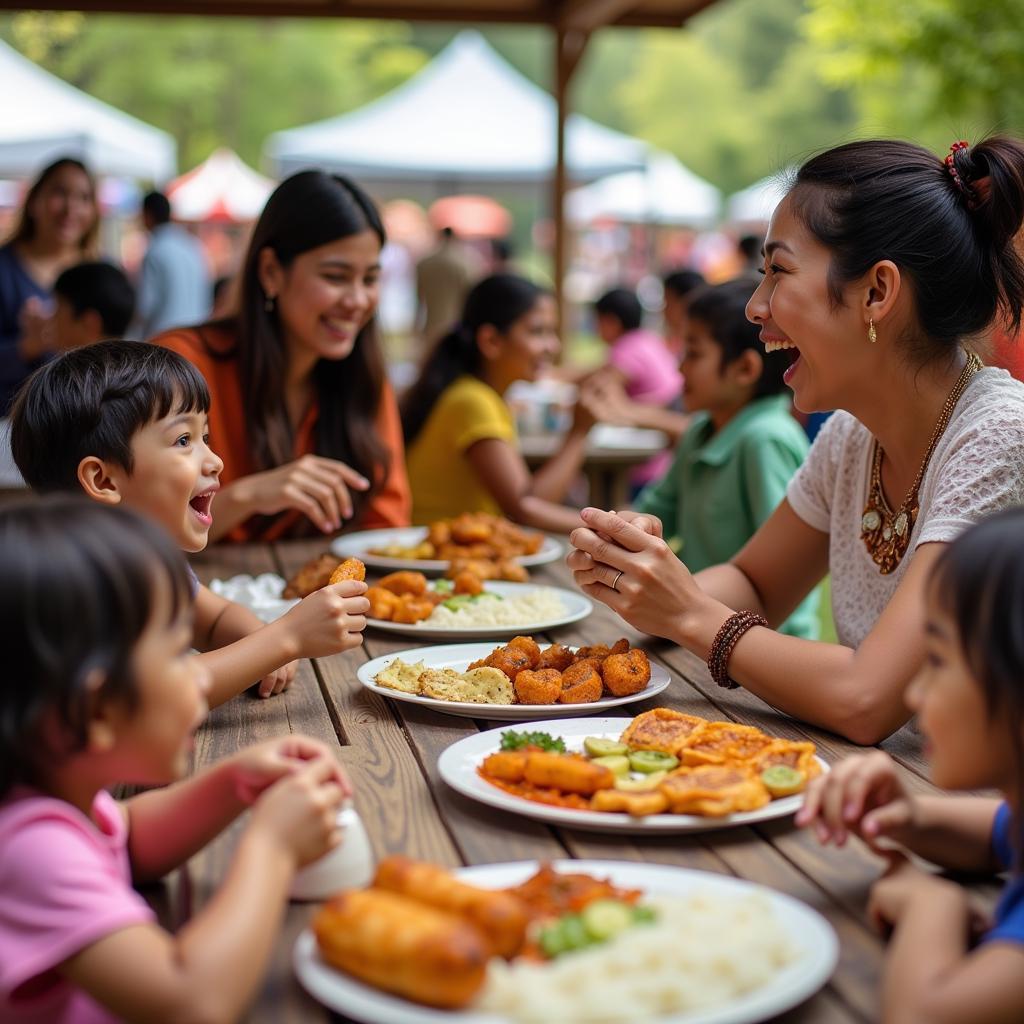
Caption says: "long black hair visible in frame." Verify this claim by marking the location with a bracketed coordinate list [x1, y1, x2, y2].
[790, 136, 1024, 364]
[401, 273, 545, 446]
[203, 171, 389, 527]
[930, 509, 1024, 860]
[0, 497, 192, 797]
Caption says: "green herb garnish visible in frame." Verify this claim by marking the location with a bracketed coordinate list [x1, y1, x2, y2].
[500, 729, 566, 753]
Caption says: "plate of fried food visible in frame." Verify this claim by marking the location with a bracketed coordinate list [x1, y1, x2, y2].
[293, 854, 838, 1024]
[362, 569, 591, 639]
[331, 514, 563, 576]
[358, 638, 670, 720]
[437, 710, 828, 833]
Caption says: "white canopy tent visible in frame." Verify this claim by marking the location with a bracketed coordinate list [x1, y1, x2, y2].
[168, 148, 274, 222]
[566, 151, 721, 227]
[726, 169, 793, 225]
[264, 30, 649, 197]
[0, 40, 175, 181]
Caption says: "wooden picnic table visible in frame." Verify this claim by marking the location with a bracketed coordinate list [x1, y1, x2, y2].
[167, 536, 1000, 1024]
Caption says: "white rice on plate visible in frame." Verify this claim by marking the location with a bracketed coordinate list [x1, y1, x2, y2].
[420, 588, 566, 629]
[478, 891, 798, 1023]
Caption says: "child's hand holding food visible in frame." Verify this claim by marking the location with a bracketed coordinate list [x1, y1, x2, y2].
[274, 578, 370, 659]
[796, 750, 918, 852]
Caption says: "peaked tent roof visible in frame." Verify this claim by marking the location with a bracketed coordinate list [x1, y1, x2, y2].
[265, 31, 648, 189]
[0, 40, 175, 181]
[168, 148, 274, 222]
[726, 169, 793, 224]
[567, 151, 721, 227]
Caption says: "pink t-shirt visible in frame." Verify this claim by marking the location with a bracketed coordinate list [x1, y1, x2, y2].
[0, 788, 155, 1023]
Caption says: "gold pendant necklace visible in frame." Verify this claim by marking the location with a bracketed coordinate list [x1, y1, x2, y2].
[861, 351, 982, 575]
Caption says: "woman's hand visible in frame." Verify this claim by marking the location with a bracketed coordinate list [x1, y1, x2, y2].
[255, 659, 297, 699]
[241, 455, 370, 534]
[796, 750, 918, 852]
[273, 580, 369, 659]
[17, 296, 55, 361]
[227, 735, 351, 805]
[567, 506, 708, 643]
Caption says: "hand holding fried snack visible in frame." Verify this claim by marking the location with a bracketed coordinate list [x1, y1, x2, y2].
[329, 557, 366, 585]
[282, 552, 341, 599]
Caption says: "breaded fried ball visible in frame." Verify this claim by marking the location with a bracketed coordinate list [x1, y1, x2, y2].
[379, 570, 428, 597]
[514, 668, 562, 705]
[601, 649, 651, 696]
[607, 638, 630, 657]
[559, 660, 603, 704]
[329, 557, 366, 585]
[452, 570, 484, 596]
[571, 657, 604, 680]
[366, 585, 400, 621]
[451, 515, 492, 544]
[574, 644, 611, 662]
[506, 636, 541, 669]
[537, 643, 575, 672]
[496, 559, 529, 583]
[487, 647, 532, 681]
[427, 520, 452, 548]
[391, 595, 435, 623]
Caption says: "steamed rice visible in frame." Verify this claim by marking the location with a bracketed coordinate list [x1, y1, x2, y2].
[477, 891, 798, 1023]
[420, 588, 566, 629]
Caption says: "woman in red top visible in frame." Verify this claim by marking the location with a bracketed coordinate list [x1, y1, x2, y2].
[157, 171, 410, 542]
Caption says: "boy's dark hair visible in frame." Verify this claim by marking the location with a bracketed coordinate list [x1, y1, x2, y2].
[663, 269, 705, 301]
[594, 287, 643, 332]
[930, 508, 1024, 862]
[53, 261, 136, 337]
[688, 277, 790, 399]
[0, 496, 191, 796]
[142, 190, 172, 225]
[9, 340, 210, 493]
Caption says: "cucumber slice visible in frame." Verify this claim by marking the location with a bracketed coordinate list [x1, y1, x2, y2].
[628, 749, 679, 773]
[442, 594, 474, 611]
[760, 764, 806, 797]
[560, 913, 591, 951]
[584, 737, 629, 758]
[591, 754, 631, 776]
[614, 770, 667, 791]
[581, 900, 635, 941]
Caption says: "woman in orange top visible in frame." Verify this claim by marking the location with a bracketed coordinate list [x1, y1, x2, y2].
[156, 171, 410, 542]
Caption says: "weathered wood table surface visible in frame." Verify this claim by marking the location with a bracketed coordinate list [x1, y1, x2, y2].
[165, 537, 999, 1024]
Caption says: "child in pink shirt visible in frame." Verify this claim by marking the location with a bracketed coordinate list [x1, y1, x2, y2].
[0, 497, 350, 1024]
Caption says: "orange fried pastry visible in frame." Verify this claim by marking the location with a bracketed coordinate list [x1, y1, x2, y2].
[496, 559, 529, 583]
[523, 751, 614, 795]
[559, 660, 603, 704]
[755, 739, 822, 781]
[486, 647, 533, 681]
[573, 643, 610, 662]
[313, 888, 488, 1009]
[481, 750, 529, 782]
[446, 558, 498, 581]
[514, 668, 562, 705]
[679, 722, 775, 767]
[537, 643, 575, 672]
[282, 552, 340, 599]
[329, 557, 366, 585]
[506, 635, 541, 669]
[590, 788, 669, 817]
[619, 708, 708, 756]
[660, 765, 770, 816]
[379, 570, 429, 596]
[373, 855, 529, 959]
[601, 649, 651, 697]
[452, 570, 484, 596]
[391, 594, 435, 624]
[450, 514, 494, 545]
[366, 585, 400, 620]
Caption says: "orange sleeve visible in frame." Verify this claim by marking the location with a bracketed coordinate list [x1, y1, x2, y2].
[362, 378, 412, 529]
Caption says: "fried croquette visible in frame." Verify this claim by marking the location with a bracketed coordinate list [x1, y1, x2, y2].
[573, 644, 611, 662]
[659, 765, 770, 816]
[496, 560, 529, 583]
[487, 647, 533, 681]
[452, 570, 484, 596]
[513, 668, 562, 705]
[559, 660, 603, 704]
[619, 708, 709, 756]
[379, 570, 429, 596]
[329, 557, 366, 585]
[391, 595, 436, 624]
[601, 649, 651, 697]
[366, 585, 401, 620]
[282, 552, 340, 599]
[537, 643, 575, 672]
[506, 636, 541, 669]
[679, 722, 775, 766]
[481, 750, 529, 782]
[523, 752, 614, 795]
[590, 788, 669, 817]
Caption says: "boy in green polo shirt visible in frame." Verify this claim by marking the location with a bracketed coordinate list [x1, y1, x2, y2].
[635, 277, 819, 638]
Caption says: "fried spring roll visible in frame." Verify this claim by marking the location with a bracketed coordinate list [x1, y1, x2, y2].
[373, 855, 529, 958]
[313, 888, 487, 1009]
[523, 751, 615, 795]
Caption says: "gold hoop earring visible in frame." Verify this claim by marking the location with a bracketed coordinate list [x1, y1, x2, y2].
[867, 319, 877, 344]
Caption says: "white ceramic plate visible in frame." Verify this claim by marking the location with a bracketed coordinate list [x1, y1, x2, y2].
[293, 859, 838, 1024]
[357, 644, 670, 720]
[438, 717, 829, 833]
[208, 573, 299, 623]
[367, 582, 592, 640]
[331, 527, 563, 575]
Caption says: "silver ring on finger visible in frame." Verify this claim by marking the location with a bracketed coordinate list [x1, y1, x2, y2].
[611, 570, 624, 592]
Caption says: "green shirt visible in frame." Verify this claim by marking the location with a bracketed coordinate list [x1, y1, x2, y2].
[636, 394, 819, 639]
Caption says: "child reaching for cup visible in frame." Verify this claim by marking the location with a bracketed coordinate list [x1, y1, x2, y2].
[0, 497, 351, 1023]
[798, 509, 1024, 1023]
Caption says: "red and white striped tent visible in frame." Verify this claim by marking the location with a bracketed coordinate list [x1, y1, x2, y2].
[168, 148, 274, 223]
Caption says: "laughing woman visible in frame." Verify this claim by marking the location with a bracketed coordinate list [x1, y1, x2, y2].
[156, 172, 410, 542]
[569, 137, 1024, 744]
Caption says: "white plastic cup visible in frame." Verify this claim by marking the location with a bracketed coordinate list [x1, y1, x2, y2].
[288, 804, 375, 902]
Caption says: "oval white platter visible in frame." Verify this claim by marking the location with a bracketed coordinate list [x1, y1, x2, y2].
[357, 644, 670, 720]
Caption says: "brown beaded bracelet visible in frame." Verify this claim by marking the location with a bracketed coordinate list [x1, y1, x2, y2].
[707, 610, 768, 689]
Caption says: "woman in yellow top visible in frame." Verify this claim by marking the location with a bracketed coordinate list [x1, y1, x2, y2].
[401, 274, 593, 531]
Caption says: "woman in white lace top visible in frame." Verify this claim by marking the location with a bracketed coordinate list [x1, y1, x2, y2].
[569, 136, 1024, 743]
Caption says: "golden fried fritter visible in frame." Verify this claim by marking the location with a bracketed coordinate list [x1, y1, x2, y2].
[513, 669, 562, 705]
[506, 636, 541, 669]
[451, 515, 493, 545]
[601, 650, 651, 697]
[559, 660, 603, 704]
[619, 708, 709, 756]
[329, 557, 366, 585]
[487, 647, 533, 681]
[590, 789, 669, 817]
[379, 571, 429, 596]
[660, 765, 770, 816]
[754, 740, 821, 781]
[573, 644, 611, 662]
[481, 750, 529, 782]
[537, 643, 575, 672]
[523, 752, 614, 795]
[366, 585, 400, 620]
[391, 594, 435, 624]
[679, 722, 775, 767]
[282, 553, 341, 599]
[496, 560, 529, 583]
[452, 570, 484, 596]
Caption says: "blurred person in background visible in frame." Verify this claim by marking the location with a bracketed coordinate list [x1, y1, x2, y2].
[134, 190, 210, 339]
[51, 261, 135, 350]
[0, 158, 98, 413]
[662, 267, 706, 356]
[416, 225, 479, 349]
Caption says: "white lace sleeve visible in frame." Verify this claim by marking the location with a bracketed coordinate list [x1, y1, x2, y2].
[785, 412, 857, 534]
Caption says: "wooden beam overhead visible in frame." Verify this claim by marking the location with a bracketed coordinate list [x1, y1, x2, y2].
[557, 0, 642, 33]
